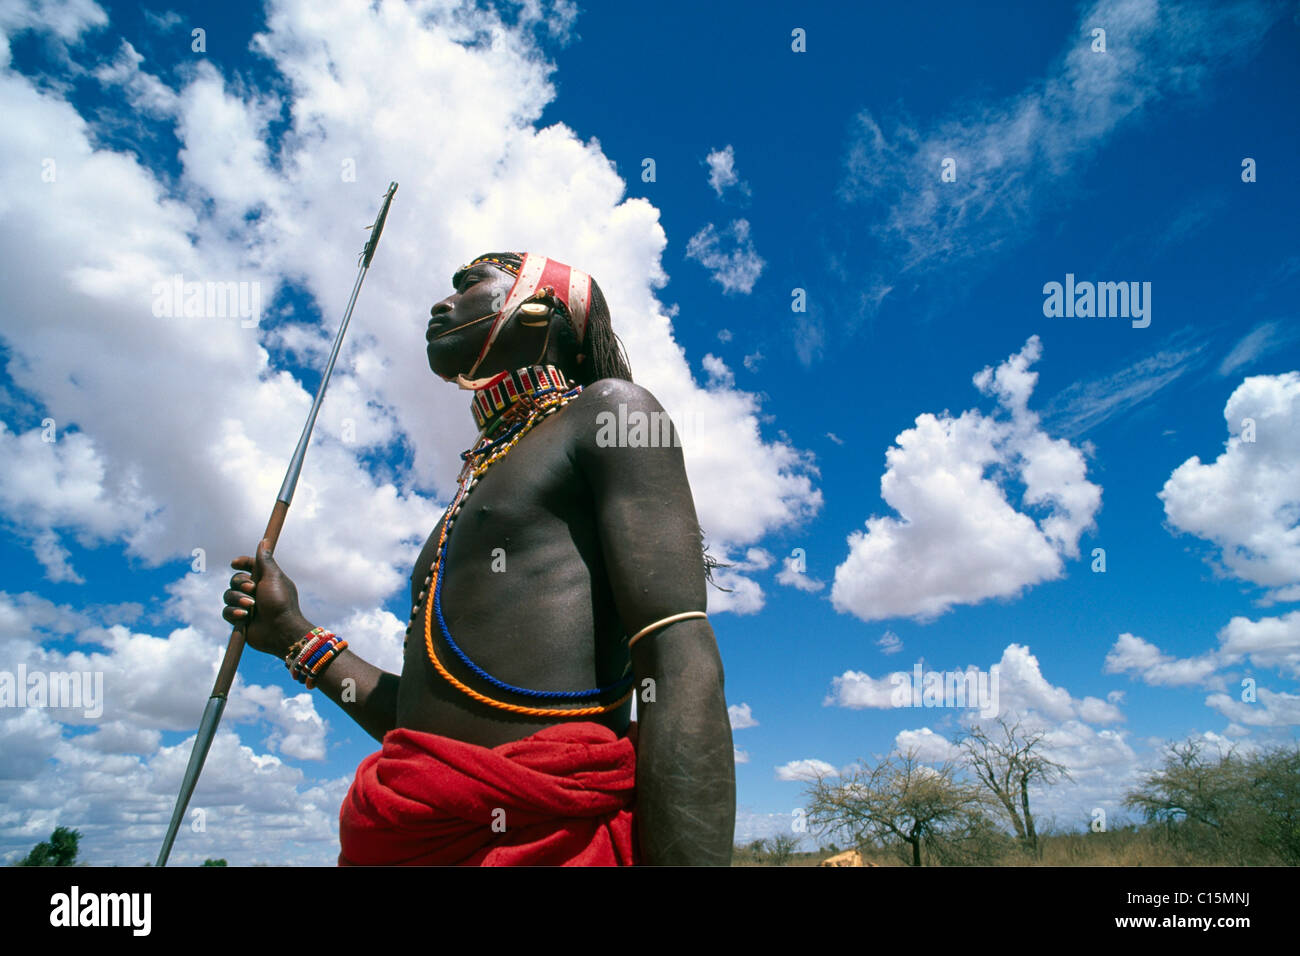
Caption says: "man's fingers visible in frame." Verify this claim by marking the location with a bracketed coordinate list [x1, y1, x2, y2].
[231, 555, 254, 571]
[224, 588, 254, 608]
[254, 539, 275, 578]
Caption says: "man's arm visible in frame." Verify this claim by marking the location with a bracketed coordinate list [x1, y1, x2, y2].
[298, 631, 400, 745]
[572, 379, 736, 865]
[224, 557, 400, 744]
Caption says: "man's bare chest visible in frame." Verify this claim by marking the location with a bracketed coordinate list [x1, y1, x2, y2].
[408, 419, 594, 609]
[399, 414, 625, 705]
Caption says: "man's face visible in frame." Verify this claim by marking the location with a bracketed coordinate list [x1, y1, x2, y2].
[425, 262, 517, 379]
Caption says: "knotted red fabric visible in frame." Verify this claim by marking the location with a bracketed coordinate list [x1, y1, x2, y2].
[338, 721, 638, 866]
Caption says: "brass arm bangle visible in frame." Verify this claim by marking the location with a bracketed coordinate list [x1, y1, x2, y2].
[627, 611, 709, 649]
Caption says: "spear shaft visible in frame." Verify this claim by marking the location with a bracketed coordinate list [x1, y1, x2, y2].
[156, 181, 398, 867]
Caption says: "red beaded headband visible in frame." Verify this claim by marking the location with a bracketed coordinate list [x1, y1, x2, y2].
[463, 252, 593, 378]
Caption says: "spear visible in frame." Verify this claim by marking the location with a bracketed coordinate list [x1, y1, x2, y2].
[155, 181, 399, 867]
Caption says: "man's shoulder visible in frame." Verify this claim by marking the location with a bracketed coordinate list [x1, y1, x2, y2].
[570, 377, 664, 415]
[562, 378, 680, 466]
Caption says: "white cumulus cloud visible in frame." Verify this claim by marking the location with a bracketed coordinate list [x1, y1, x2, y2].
[1159, 372, 1300, 601]
[0, 0, 821, 864]
[1104, 610, 1300, 693]
[728, 702, 758, 729]
[775, 758, 836, 782]
[894, 727, 960, 762]
[831, 336, 1101, 622]
[1104, 633, 1221, 688]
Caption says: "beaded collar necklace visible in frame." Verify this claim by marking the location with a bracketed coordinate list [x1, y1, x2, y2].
[404, 367, 635, 717]
[471, 364, 570, 437]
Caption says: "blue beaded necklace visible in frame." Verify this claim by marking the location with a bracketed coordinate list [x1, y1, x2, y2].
[407, 367, 634, 703]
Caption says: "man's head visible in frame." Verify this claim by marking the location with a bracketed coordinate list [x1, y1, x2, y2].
[426, 251, 631, 387]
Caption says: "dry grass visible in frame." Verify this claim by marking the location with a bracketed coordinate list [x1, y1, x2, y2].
[736, 826, 1255, 867]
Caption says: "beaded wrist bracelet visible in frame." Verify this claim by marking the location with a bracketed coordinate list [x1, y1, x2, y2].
[286, 627, 348, 689]
[285, 635, 311, 662]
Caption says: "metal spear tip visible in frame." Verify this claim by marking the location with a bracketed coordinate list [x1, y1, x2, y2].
[360, 181, 399, 267]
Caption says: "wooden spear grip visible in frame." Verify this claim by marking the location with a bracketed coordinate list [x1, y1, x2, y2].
[210, 498, 290, 698]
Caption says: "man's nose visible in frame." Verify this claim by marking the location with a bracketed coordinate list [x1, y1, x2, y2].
[430, 299, 452, 319]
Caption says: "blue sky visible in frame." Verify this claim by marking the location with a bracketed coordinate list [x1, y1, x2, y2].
[1, 0, 1297, 864]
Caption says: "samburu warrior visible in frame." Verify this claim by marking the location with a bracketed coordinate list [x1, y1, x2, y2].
[223, 251, 735, 865]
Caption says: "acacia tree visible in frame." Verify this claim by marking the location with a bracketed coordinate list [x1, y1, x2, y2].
[1126, 739, 1300, 864]
[804, 748, 999, 866]
[766, 832, 799, 866]
[1247, 745, 1300, 865]
[958, 717, 1071, 855]
[1125, 739, 1242, 830]
[18, 826, 81, 866]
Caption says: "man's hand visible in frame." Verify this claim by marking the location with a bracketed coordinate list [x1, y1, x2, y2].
[221, 540, 312, 658]
[221, 541, 399, 743]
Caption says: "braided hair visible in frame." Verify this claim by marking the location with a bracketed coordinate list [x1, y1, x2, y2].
[559, 277, 632, 386]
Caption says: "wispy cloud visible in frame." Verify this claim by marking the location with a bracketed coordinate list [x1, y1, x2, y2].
[1219, 321, 1297, 377]
[839, 0, 1284, 309]
[686, 219, 766, 294]
[775, 552, 825, 593]
[1043, 333, 1206, 437]
[143, 9, 182, 32]
[793, 305, 825, 367]
[704, 144, 749, 198]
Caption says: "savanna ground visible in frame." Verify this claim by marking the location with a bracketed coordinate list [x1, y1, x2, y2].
[734, 822, 1296, 867]
[735, 737, 1300, 866]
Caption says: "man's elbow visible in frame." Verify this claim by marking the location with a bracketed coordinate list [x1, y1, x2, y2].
[633, 623, 726, 713]
[660, 650, 725, 718]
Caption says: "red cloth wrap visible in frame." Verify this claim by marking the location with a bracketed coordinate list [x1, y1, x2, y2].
[338, 721, 638, 866]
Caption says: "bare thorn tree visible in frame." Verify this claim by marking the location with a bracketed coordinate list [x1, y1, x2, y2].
[957, 716, 1071, 856]
[766, 832, 799, 866]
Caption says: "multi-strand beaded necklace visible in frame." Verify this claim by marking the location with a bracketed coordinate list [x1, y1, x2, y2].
[405, 364, 635, 717]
